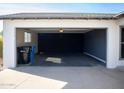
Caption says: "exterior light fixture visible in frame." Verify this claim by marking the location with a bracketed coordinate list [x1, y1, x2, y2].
[59, 28, 64, 32]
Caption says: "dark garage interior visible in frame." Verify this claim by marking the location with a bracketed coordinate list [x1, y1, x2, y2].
[121, 27, 124, 58]
[36, 29, 107, 66]
[16, 28, 107, 66]
[38, 33, 84, 54]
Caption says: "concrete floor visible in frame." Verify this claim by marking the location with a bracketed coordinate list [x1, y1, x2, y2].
[0, 66, 124, 89]
[30, 53, 104, 66]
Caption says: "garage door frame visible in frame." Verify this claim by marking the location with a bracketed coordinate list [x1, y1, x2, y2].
[15, 27, 108, 67]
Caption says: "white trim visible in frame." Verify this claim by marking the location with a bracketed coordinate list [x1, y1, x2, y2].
[84, 52, 106, 63]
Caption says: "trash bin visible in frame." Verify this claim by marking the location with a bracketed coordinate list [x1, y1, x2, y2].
[30, 45, 36, 64]
[17, 46, 31, 64]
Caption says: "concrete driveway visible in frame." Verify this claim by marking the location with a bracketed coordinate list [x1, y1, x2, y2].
[0, 66, 124, 89]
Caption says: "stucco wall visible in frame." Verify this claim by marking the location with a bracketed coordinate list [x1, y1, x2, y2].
[3, 19, 120, 68]
[118, 18, 124, 25]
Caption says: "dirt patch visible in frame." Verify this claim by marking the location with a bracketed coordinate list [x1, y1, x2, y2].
[0, 58, 3, 71]
[0, 58, 3, 64]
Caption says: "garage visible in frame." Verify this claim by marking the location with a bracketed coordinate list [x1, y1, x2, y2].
[16, 28, 107, 67]
[1, 12, 122, 68]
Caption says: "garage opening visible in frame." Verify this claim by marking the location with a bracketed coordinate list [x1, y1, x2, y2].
[16, 28, 107, 67]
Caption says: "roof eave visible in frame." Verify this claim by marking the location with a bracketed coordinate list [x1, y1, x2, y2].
[0, 17, 117, 20]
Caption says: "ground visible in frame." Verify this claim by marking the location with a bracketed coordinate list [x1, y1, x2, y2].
[0, 35, 3, 69]
[0, 66, 124, 89]
[0, 35, 2, 58]
[0, 58, 3, 71]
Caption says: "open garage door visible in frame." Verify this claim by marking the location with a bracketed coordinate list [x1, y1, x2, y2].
[16, 28, 107, 66]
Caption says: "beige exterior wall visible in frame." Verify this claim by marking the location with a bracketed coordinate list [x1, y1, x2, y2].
[118, 18, 124, 25]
